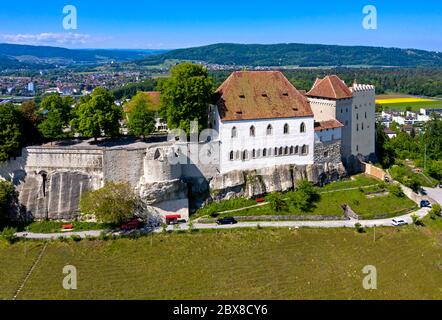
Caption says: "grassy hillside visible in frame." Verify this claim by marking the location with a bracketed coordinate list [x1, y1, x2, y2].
[139, 43, 442, 67]
[1, 219, 441, 300]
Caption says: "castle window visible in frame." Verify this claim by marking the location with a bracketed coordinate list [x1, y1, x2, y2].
[362, 123, 364, 130]
[229, 151, 234, 161]
[250, 126, 255, 137]
[263, 149, 267, 157]
[301, 145, 308, 155]
[266, 124, 273, 135]
[252, 149, 256, 158]
[295, 146, 299, 154]
[365, 112, 367, 119]
[290, 146, 294, 155]
[356, 145, 359, 152]
[231, 127, 237, 138]
[300, 122, 306, 133]
[274, 147, 278, 156]
[357, 124, 359, 131]
[356, 114, 359, 120]
[242, 150, 248, 161]
[284, 147, 289, 155]
[284, 123, 289, 134]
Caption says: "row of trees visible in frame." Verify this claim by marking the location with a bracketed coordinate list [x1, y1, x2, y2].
[0, 62, 214, 162]
[376, 114, 442, 184]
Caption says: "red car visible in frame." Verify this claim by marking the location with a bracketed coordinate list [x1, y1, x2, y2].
[120, 218, 144, 231]
[256, 197, 266, 203]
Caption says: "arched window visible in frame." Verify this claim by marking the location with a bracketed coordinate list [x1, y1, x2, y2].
[252, 149, 256, 158]
[300, 122, 306, 133]
[290, 146, 294, 155]
[231, 127, 237, 138]
[263, 149, 267, 157]
[284, 147, 289, 155]
[250, 126, 255, 137]
[357, 124, 359, 131]
[362, 123, 364, 130]
[283, 123, 289, 134]
[266, 124, 273, 135]
[295, 146, 299, 154]
[274, 147, 278, 156]
[229, 151, 234, 161]
[302, 145, 308, 155]
[242, 150, 248, 161]
[279, 147, 284, 155]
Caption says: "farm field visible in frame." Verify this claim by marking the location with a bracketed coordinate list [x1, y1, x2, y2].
[0, 218, 441, 300]
[376, 96, 442, 112]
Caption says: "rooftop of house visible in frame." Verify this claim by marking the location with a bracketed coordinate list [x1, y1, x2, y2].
[215, 71, 313, 121]
[307, 75, 353, 100]
[314, 119, 344, 132]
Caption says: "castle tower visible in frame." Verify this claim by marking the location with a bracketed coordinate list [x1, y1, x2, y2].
[307, 76, 376, 165]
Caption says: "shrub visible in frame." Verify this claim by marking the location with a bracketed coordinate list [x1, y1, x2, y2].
[388, 184, 405, 197]
[267, 193, 288, 212]
[411, 214, 424, 226]
[1, 226, 17, 244]
[429, 204, 442, 220]
[79, 182, 138, 225]
[0, 180, 17, 223]
[70, 235, 82, 242]
[355, 223, 366, 233]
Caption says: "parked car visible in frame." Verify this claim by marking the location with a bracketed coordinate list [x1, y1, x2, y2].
[120, 218, 144, 231]
[419, 189, 428, 196]
[420, 200, 432, 208]
[439, 182, 442, 189]
[216, 217, 238, 225]
[392, 219, 408, 226]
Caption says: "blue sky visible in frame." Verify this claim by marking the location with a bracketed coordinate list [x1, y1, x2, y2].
[0, 0, 441, 51]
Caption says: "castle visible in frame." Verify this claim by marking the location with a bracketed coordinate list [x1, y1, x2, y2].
[0, 71, 375, 222]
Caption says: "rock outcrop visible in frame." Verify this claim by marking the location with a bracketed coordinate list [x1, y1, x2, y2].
[209, 162, 347, 201]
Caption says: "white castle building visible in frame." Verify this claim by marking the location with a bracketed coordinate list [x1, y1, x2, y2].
[210, 71, 375, 174]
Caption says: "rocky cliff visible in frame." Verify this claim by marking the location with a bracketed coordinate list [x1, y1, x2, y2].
[209, 162, 347, 201]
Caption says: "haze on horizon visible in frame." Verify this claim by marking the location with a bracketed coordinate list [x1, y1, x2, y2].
[0, 0, 441, 52]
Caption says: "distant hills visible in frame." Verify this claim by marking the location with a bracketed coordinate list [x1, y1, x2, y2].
[0, 43, 168, 69]
[2, 42, 442, 70]
[138, 43, 442, 68]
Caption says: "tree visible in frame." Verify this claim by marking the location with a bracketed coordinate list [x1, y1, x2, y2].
[79, 182, 137, 225]
[38, 94, 73, 141]
[125, 92, 156, 139]
[0, 180, 17, 222]
[158, 62, 213, 134]
[375, 123, 395, 168]
[19, 100, 42, 145]
[0, 103, 22, 162]
[267, 193, 288, 212]
[71, 87, 122, 140]
[429, 204, 441, 220]
[289, 180, 319, 212]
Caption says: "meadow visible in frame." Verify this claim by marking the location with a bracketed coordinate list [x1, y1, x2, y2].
[1, 218, 441, 300]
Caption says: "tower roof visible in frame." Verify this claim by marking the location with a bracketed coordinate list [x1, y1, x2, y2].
[307, 75, 353, 100]
[215, 71, 313, 121]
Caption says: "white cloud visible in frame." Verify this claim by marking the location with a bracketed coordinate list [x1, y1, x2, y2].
[0, 33, 109, 46]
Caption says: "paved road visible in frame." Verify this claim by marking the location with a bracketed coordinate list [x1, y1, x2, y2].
[15, 208, 431, 240]
[424, 187, 442, 206]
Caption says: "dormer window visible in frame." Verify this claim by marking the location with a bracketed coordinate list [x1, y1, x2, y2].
[300, 122, 306, 133]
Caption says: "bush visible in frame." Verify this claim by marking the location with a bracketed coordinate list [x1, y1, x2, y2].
[429, 204, 442, 220]
[355, 223, 366, 233]
[70, 235, 82, 242]
[267, 193, 288, 212]
[1, 226, 17, 244]
[388, 184, 405, 197]
[79, 182, 138, 225]
[0, 180, 17, 223]
[411, 214, 424, 226]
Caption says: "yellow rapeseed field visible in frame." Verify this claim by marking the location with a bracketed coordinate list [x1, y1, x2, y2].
[376, 97, 435, 104]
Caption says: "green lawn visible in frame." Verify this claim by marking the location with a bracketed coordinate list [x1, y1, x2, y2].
[390, 164, 439, 188]
[196, 176, 416, 220]
[1, 218, 441, 300]
[379, 100, 442, 112]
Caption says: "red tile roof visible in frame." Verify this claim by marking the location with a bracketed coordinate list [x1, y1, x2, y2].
[314, 119, 344, 132]
[215, 71, 314, 121]
[307, 75, 353, 100]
